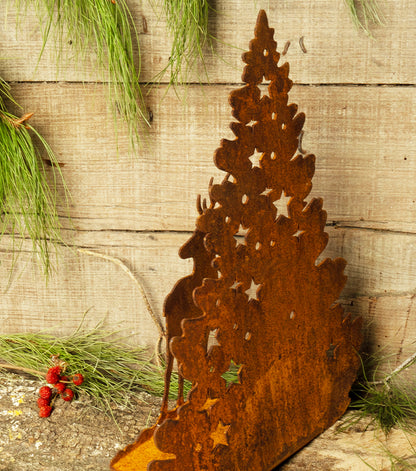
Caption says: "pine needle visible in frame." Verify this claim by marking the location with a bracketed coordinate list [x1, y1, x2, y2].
[157, 0, 213, 87]
[0, 320, 242, 414]
[344, 0, 385, 36]
[0, 77, 66, 276]
[344, 351, 416, 434]
[15, 0, 148, 150]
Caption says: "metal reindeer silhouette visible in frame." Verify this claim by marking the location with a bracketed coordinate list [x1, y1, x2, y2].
[111, 10, 362, 471]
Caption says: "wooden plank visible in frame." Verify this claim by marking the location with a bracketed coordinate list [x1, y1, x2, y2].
[0, 228, 414, 368]
[6, 82, 416, 233]
[279, 417, 416, 470]
[1, 0, 415, 84]
[0, 231, 193, 349]
[348, 295, 416, 373]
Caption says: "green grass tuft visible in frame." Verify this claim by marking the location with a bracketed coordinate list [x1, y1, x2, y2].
[16, 0, 148, 150]
[0, 320, 242, 414]
[0, 324, 184, 413]
[350, 381, 416, 435]
[157, 0, 214, 87]
[345, 351, 416, 435]
[344, 0, 385, 36]
[0, 77, 66, 276]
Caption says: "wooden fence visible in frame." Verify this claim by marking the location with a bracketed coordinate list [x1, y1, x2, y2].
[0, 0, 415, 372]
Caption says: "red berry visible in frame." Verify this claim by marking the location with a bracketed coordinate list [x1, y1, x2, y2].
[39, 386, 52, 400]
[45, 366, 61, 385]
[54, 382, 66, 393]
[49, 366, 61, 374]
[37, 397, 50, 408]
[60, 375, 69, 382]
[72, 373, 84, 386]
[62, 388, 74, 402]
[45, 371, 60, 384]
[39, 405, 52, 417]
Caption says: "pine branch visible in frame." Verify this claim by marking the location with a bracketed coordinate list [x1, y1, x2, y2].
[345, 350, 416, 434]
[0, 362, 45, 377]
[0, 77, 67, 276]
[370, 351, 416, 387]
[16, 0, 149, 150]
[0, 326, 186, 413]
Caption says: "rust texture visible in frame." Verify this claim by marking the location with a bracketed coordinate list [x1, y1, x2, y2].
[111, 10, 362, 471]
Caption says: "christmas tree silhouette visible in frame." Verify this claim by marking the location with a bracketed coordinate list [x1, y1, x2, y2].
[111, 10, 362, 471]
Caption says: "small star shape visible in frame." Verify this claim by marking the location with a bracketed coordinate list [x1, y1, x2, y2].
[233, 224, 248, 246]
[199, 397, 219, 415]
[248, 151, 262, 169]
[273, 193, 291, 219]
[221, 360, 241, 387]
[211, 421, 231, 449]
[259, 83, 269, 100]
[230, 280, 241, 290]
[245, 279, 260, 301]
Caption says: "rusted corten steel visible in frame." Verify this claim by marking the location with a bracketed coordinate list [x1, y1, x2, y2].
[111, 10, 362, 471]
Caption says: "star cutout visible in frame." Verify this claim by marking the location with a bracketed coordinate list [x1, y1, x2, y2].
[233, 224, 248, 246]
[260, 188, 273, 197]
[273, 193, 291, 219]
[199, 397, 219, 414]
[211, 420, 231, 449]
[208, 329, 220, 349]
[221, 360, 241, 387]
[259, 83, 269, 100]
[230, 280, 241, 290]
[245, 279, 260, 301]
[248, 150, 262, 169]
[293, 229, 304, 237]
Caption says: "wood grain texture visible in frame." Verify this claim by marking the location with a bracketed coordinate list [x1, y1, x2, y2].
[279, 415, 416, 470]
[1, 0, 415, 84]
[0, 0, 415, 379]
[0, 228, 414, 368]
[5, 82, 416, 233]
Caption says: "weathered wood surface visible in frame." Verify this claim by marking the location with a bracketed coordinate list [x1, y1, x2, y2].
[6, 83, 416, 233]
[1, 0, 415, 84]
[279, 414, 416, 470]
[0, 228, 415, 369]
[0, 0, 415, 381]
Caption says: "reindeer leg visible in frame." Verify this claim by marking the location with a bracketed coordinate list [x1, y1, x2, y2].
[177, 372, 185, 406]
[159, 346, 174, 423]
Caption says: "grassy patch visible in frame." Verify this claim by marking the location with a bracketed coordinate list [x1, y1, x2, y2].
[0, 324, 184, 413]
[345, 351, 416, 434]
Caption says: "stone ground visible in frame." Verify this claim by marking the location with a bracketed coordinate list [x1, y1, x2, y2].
[1, 372, 415, 471]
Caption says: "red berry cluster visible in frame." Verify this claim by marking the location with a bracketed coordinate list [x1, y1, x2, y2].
[37, 364, 84, 418]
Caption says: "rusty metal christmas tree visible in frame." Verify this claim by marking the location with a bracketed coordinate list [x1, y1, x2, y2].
[111, 10, 362, 471]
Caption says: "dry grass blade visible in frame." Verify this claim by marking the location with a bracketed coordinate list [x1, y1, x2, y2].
[0, 77, 67, 276]
[360, 441, 416, 470]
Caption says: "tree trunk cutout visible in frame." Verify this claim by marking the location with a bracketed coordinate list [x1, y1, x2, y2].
[111, 10, 362, 471]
